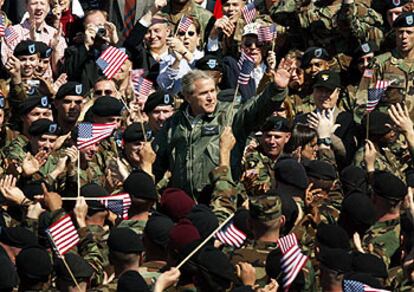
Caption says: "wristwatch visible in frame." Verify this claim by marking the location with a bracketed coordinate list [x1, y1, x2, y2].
[317, 137, 332, 146]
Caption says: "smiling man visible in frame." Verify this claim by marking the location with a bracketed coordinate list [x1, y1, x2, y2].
[1, 0, 67, 77]
[153, 67, 291, 199]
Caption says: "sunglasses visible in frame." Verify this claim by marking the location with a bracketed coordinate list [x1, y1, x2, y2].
[94, 90, 115, 96]
[243, 40, 263, 48]
[178, 31, 196, 37]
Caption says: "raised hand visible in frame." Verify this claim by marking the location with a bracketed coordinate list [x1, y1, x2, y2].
[0, 175, 27, 205]
[364, 139, 376, 172]
[74, 196, 88, 228]
[22, 151, 47, 176]
[273, 58, 295, 89]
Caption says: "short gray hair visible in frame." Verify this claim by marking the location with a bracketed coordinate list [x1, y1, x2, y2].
[181, 70, 214, 98]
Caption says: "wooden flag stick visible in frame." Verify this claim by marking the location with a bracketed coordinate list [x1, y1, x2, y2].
[129, 75, 148, 143]
[62, 197, 118, 201]
[365, 112, 370, 141]
[61, 256, 82, 291]
[176, 213, 235, 269]
[77, 150, 80, 197]
[174, 15, 184, 38]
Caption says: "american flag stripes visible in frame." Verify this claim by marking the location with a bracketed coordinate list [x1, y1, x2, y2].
[4, 26, 18, 45]
[241, 3, 257, 24]
[46, 214, 80, 256]
[238, 52, 255, 85]
[177, 16, 193, 33]
[258, 24, 277, 43]
[277, 233, 308, 292]
[132, 74, 153, 98]
[0, 16, 5, 37]
[343, 280, 390, 292]
[367, 80, 390, 113]
[96, 46, 129, 79]
[77, 122, 116, 150]
[215, 219, 247, 248]
[100, 193, 131, 220]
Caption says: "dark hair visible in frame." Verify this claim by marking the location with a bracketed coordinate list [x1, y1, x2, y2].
[284, 123, 317, 154]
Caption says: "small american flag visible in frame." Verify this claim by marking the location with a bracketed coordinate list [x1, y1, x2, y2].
[4, 26, 18, 45]
[215, 219, 247, 248]
[77, 122, 116, 150]
[343, 280, 390, 292]
[258, 24, 277, 43]
[238, 52, 255, 85]
[277, 233, 308, 292]
[132, 74, 153, 98]
[46, 214, 80, 256]
[0, 15, 5, 37]
[241, 3, 257, 24]
[96, 46, 129, 79]
[367, 80, 390, 113]
[177, 16, 193, 33]
[100, 192, 131, 220]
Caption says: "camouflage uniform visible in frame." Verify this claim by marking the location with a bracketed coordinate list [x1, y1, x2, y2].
[117, 219, 147, 236]
[79, 161, 106, 187]
[139, 261, 165, 288]
[362, 218, 401, 268]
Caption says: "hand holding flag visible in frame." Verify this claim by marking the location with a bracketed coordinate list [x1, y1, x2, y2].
[96, 46, 128, 79]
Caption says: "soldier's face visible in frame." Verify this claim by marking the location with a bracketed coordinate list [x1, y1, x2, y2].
[313, 87, 339, 110]
[186, 78, 217, 115]
[357, 53, 374, 73]
[396, 27, 414, 53]
[145, 23, 170, 51]
[81, 143, 98, 161]
[259, 130, 291, 159]
[94, 80, 117, 98]
[222, 0, 242, 21]
[32, 134, 58, 155]
[304, 59, 329, 78]
[148, 105, 174, 131]
[22, 107, 53, 136]
[55, 95, 84, 124]
[19, 54, 39, 78]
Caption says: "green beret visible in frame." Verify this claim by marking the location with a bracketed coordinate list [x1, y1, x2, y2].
[361, 111, 394, 136]
[144, 91, 174, 114]
[91, 95, 124, 117]
[393, 12, 414, 28]
[372, 171, 407, 202]
[19, 95, 51, 115]
[35, 41, 53, 59]
[123, 122, 152, 143]
[55, 82, 86, 99]
[249, 196, 282, 221]
[313, 70, 341, 90]
[261, 116, 290, 132]
[108, 228, 144, 253]
[14, 40, 38, 57]
[301, 47, 329, 68]
[28, 119, 60, 137]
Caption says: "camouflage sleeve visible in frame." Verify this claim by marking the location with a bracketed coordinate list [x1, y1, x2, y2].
[77, 227, 106, 286]
[209, 165, 238, 223]
[362, 227, 400, 267]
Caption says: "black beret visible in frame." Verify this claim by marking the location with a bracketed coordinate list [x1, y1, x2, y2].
[196, 246, 236, 284]
[316, 224, 350, 250]
[340, 166, 367, 195]
[385, 0, 409, 10]
[354, 42, 378, 60]
[187, 204, 219, 239]
[217, 89, 236, 102]
[301, 47, 330, 68]
[372, 171, 407, 202]
[108, 228, 144, 253]
[0, 251, 18, 290]
[317, 246, 352, 273]
[35, 41, 53, 59]
[123, 170, 157, 200]
[80, 183, 109, 211]
[0, 226, 38, 248]
[195, 54, 224, 71]
[406, 168, 414, 187]
[19, 95, 51, 115]
[20, 181, 50, 200]
[143, 91, 174, 114]
[393, 12, 414, 28]
[91, 95, 124, 117]
[361, 111, 394, 136]
[55, 253, 94, 283]
[274, 158, 308, 196]
[144, 212, 174, 248]
[123, 122, 152, 143]
[16, 246, 52, 281]
[340, 191, 376, 226]
[117, 270, 151, 292]
[277, 192, 299, 234]
[261, 116, 290, 132]
[0, 95, 5, 109]
[55, 82, 86, 100]
[351, 252, 388, 278]
[313, 70, 341, 91]
[14, 40, 38, 57]
[28, 119, 60, 137]
[305, 160, 337, 180]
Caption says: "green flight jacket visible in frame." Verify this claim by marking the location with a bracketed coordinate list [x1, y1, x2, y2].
[153, 83, 287, 199]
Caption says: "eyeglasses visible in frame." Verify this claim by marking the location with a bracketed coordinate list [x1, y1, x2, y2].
[243, 40, 263, 48]
[177, 31, 196, 37]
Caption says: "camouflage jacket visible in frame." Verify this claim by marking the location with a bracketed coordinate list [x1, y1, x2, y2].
[117, 219, 147, 236]
[153, 84, 287, 199]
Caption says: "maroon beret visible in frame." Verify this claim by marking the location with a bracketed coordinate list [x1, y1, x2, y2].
[160, 188, 196, 222]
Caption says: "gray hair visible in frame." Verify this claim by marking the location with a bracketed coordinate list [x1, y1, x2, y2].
[181, 70, 214, 98]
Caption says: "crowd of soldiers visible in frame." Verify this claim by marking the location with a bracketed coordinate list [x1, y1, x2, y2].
[1, 0, 414, 291]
